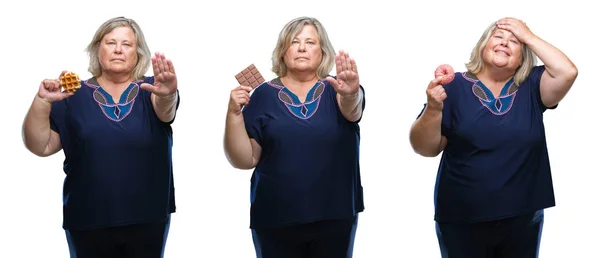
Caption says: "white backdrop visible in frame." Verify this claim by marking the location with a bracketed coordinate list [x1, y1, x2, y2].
[1, 0, 597, 257]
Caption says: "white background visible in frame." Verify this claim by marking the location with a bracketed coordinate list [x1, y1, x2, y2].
[1, 0, 597, 257]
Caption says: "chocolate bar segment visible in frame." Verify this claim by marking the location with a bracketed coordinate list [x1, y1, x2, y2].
[235, 64, 265, 89]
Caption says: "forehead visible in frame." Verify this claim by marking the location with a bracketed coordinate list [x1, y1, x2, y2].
[104, 26, 135, 39]
[293, 24, 318, 38]
[492, 28, 516, 38]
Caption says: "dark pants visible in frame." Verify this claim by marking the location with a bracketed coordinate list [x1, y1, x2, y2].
[436, 210, 544, 258]
[252, 216, 358, 258]
[65, 215, 171, 258]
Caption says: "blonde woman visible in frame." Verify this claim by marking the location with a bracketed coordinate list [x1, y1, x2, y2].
[224, 16, 366, 258]
[22, 16, 179, 257]
[410, 17, 577, 258]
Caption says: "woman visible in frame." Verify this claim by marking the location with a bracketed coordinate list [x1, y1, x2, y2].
[22, 16, 180, 257]
[224, 16, 366, 258]
[409, 17, 578, 258]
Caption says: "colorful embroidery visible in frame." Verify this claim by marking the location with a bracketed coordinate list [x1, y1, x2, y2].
[463, 72, 518, 116]
[268, 78, 325, 119]
[84, 79, 141, 122]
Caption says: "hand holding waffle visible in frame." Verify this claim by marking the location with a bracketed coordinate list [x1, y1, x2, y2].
[37, 70, 78, 103]
[140, 52, 178, 97]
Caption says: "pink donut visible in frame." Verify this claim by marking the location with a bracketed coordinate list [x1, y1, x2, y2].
[435, 64, 455, 85]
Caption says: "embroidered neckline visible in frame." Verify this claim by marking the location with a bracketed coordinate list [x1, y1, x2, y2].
[267, 77, 325, 119]
[83, 77, 142, 122]
[463, 72, 518, 116]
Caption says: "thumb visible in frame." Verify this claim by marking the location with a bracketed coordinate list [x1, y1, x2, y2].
[140, 83, 156, 93]
[325, 76, 340, 89]
[428, 77, 443, 90]
[56, 92, 75, 101]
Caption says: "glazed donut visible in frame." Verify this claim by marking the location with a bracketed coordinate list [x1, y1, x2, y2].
[435, 64, 455, 85]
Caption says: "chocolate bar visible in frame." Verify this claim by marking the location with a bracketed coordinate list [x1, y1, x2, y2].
[235, 64, 265, 89]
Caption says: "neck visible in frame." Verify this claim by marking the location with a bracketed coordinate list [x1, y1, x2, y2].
[282, 70, 318, 86]
[478, 66, 515, 84]
[98, 71, 133, 88]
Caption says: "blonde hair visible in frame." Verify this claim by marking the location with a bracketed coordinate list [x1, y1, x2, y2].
[271, 16, 335, 79]
[465, 22, 537, 86]
[85, 17, 151, 80]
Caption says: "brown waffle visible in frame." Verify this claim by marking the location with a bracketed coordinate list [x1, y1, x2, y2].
[235, 64, 265, 89]
[60, 71, 81, 93]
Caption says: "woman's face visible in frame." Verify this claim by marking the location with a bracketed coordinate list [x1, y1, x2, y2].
[483, 28, 523, 71]
[283, 25, 323, 75]
[98, 26, 138, 76]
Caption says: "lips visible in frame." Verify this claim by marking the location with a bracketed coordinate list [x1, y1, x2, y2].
[494, 48, 510, 56]
[295, 57, 309, 60]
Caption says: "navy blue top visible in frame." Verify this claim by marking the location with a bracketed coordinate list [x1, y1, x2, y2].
[50, 76, 179, 230]
[418, 65, 556, 223]
[242, 77, 365, 229]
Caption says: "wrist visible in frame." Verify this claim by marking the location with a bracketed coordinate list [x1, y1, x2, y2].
[35, 94, 52, 105]
[423, 104, 443, 116]
[340, 88, 361, 100]
[522, 33, 539, 45]
[156, 91, 178, 100]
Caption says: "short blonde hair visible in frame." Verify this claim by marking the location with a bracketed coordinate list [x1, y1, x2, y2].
[465, 21, 537, 86]
[271, 16, 335, 79]
[85, 17, 151, 81]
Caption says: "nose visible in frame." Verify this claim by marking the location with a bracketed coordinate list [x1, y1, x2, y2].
[114, 43, 123, 53]
[298, 42, 306, 52]
[500, 39, 508, 47]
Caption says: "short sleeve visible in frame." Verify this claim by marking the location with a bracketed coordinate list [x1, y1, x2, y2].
[354, 85, 366, 123]
[49, 98, 68, 134]
[527, 65, 556, 112]
[242, 84, 268, 145]
[416, 84, 453, 137]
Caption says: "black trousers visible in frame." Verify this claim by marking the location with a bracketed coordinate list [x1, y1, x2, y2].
[436, 210, 544, 258]
[65, 215, 171, 258]
[252, 216, 358, 258]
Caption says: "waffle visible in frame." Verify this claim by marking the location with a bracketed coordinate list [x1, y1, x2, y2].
[235, 64, 265, 89]
[60, 71, 81, 93]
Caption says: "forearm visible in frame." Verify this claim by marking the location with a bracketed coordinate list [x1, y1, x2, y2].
[338, 88, 363, 122]
[526, 35, 578, 83]
[152, 91, 178, 123]
[409, 106, 444, 157]
[224, 113, 255, 169]
[22, 96, 53, 156]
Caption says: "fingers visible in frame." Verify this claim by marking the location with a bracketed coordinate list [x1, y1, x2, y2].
[340, 50, 349, 72]
[42, 79, 61, 92]
[427, 77, 444, 90]
[156, 52, 166, 73]
[230, 87, 252, 108]
[350, 57, 358, 74]
[235, 85, 253, 93]
[166, 59, 175, 74]
[427, 85, 447, 103]
[58, 70, 67, 79]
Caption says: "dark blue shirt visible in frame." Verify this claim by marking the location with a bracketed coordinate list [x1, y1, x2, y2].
[242, 77, 365, 229]
[418, 65, 556, 223]
[50, 76, 179, 230]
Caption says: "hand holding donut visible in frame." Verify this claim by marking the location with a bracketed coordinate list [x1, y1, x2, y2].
[426, 65, 455, 111]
